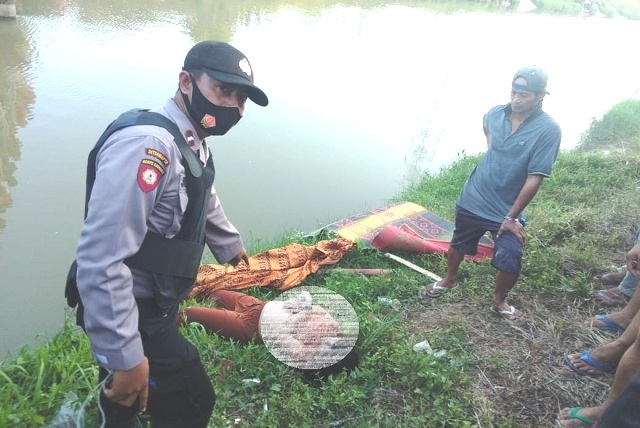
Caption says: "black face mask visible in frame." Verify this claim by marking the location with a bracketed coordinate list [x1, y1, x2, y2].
[181, 75, 242, 136]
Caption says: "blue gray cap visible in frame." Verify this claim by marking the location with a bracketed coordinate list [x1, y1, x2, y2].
[512, 65, 549, 94]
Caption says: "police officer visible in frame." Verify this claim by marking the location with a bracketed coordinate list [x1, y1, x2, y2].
[74, 40, 268, 427]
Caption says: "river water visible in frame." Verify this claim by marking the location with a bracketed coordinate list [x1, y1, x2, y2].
[1, 0, 640, 358]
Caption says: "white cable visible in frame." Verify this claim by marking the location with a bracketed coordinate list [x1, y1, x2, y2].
[96, 375, 109, 428]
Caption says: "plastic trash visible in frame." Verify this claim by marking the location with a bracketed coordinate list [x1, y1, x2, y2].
[377, 296, 401, 310]
[413, 340, 433, 354]
[242, 378, 261, 384]
[46, 392, 84, 428]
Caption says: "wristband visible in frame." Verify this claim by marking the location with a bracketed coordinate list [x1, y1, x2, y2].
[504, 215, 519, 222]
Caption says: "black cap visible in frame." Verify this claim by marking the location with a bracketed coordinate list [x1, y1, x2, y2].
[183, 41, 269, 107]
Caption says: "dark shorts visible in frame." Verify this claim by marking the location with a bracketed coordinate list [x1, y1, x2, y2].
[450, 206, 524, 275]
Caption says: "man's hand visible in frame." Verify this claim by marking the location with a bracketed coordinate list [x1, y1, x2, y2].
[626, 244, 640, 279]
[497, 220, 525, 244]
[229, 248, 249, 267]
[103, 357, 150, 412]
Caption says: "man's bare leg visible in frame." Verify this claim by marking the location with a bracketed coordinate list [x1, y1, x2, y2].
[425, 246, 465, 293]
[492, 270, 522, 320]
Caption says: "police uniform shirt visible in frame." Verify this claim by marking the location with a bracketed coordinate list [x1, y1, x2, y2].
[76, 98, 244, 371]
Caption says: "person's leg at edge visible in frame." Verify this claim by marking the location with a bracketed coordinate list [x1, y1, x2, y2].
[598, 230, 640, 308]
[591, 282, 640, 332]
[559, 326, 640, 427]
[594, 271, 638, 308]
[568, 299, 640, 376]
[596, 373, 640, 427]
[616, 271, 638, 300]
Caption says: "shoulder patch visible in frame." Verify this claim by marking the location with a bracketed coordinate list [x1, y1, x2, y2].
[185, 130, 195, 147]
[137, 160, 165, 193]
[145, 148, 170, 166]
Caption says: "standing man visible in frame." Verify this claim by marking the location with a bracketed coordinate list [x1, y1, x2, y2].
[419, 66, 561, 321]
[72, 40, 268, 426]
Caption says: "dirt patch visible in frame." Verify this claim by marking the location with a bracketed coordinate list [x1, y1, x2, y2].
[402, 288, 617, 427]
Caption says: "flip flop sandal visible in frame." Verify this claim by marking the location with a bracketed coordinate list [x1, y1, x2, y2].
[491, 305, 524, 321]
[419, 282, 457, 299]
[563, 349, 615, 378]
[593, 315, 626, 333]
[564, 407, 595, 426]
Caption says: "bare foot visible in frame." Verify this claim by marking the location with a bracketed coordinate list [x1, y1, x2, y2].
[593, 287, 630, 307]
[595, 270, 626, 286]
[557, 406, 602, 427]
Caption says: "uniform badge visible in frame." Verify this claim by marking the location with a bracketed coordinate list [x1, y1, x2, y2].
[137, 159, 165, 192]
[201, 114, 216, 129]
[145, 148, 170, 166]
[185, 130, 196, 147]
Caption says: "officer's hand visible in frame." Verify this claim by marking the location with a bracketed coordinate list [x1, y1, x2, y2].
[229, 249, 249, 267]
[103, 357, 150, 412]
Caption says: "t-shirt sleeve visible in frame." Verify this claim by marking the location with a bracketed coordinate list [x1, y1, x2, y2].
[527, 121, 562, 177]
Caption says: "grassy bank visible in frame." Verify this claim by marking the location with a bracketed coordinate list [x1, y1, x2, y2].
[2, 98, 640, 427]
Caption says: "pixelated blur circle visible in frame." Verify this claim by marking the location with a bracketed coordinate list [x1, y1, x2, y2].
[259, 286, 359, 370]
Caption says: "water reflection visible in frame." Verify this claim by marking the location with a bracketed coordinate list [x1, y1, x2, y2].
[0, 18, 34, 232]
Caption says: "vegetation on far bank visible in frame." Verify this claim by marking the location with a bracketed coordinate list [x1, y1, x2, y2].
[2, 97, 640, 427]
[407, 0, 640, 20]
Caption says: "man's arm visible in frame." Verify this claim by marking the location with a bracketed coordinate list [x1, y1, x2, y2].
[497, 174, 544, 242]
[77, 133, 172, 410]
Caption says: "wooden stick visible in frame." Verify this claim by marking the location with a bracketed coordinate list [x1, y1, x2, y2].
[384, 253, 442, 282]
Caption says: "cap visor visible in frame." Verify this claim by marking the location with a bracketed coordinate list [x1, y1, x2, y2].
[203, 68, 269, 107]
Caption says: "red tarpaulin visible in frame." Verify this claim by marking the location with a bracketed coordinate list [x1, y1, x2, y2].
[325, 201, 493, 261]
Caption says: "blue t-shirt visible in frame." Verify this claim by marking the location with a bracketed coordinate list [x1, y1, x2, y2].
[456, 103, 561, 223]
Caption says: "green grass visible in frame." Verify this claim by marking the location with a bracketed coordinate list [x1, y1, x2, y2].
[578, 98, 640, 153]
[4, 100, 640, 426]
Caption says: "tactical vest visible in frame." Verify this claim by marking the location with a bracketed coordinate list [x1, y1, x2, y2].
[65, 109, 215, 324]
